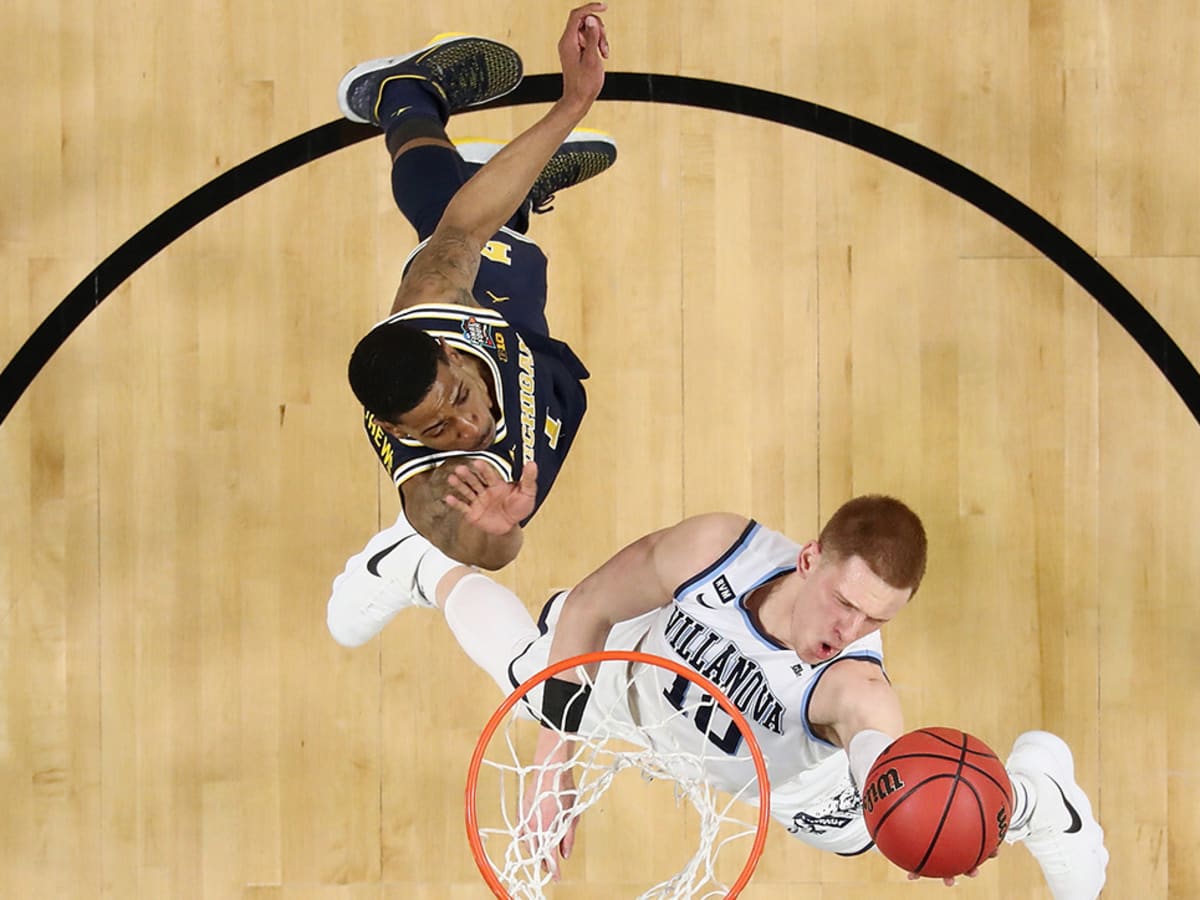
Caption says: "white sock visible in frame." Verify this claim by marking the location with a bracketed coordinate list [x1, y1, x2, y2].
[440, 573, 539, 693]
[1008, 771, 1036, 832]
[413, 543, 462, 605]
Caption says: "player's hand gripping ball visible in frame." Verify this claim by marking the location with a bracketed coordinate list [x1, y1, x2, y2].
[861, 727, 1013, 879]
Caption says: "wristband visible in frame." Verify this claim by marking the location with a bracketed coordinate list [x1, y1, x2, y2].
[540, 676, 592, 732]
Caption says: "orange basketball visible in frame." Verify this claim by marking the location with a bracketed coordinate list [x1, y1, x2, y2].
[861, 727, 1013, 879]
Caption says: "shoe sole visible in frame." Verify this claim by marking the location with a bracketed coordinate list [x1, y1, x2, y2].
[455, 129, 617, 167]
[1011, 730, 1075, 775]
[337, 32, 521, 124]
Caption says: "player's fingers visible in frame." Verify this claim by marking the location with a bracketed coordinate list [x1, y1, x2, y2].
[568, 2, 607, 23]
[518, 461, 539, 492]
[568, 3, 605, 49]
[453, 463, 487, 492]
[560, 817, 577, 860]
[539, 803, 562, 881]
[443, 493, 482, 523]
[445, 473, 473, 499]
[582, 15, 606, 58]
[564, 5, 590, 31]
[593, 18, 609, 58]
[470, 458, 500, 484]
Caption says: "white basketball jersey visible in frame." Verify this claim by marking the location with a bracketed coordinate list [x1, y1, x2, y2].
[619, 520, 885, 796]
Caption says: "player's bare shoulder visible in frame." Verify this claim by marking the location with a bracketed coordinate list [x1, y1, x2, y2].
[653, 512, 754, 573]
[392, 224, 485, 313]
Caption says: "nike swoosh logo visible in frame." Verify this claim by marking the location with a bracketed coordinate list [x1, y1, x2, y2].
[366, 534, 419, 577]
[1047, 775, 1083, 834]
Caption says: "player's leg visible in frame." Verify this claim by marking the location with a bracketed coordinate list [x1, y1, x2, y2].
[336, 34, 523, 239]
[1004, 731, 1108, 899]
[435, 568, 540, 693]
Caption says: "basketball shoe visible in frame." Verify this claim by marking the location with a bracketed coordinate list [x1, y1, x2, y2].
[326, 519, 442, 648]
[1004, 731, 1109, 899]
[456, 129, 619, 213]
[337, 34, 523, 127]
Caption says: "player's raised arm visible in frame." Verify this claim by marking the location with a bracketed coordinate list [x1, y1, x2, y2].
[518, 512, 751, 878]
[545, 512, 750, 669]
[391, 3, 609, 314]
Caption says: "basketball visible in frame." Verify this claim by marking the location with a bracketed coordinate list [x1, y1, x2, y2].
[861, 727, 1013, 879]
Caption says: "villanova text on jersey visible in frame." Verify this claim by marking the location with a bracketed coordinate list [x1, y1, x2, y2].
[662, 605, 786, 735]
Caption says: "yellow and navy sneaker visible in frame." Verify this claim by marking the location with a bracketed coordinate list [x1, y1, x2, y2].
[455, 129, 618, 213]
[337, 33, 523, 126]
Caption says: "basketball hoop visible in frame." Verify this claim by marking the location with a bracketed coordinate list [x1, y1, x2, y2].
[465, 650, 771, 899]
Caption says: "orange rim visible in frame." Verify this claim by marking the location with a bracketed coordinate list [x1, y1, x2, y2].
[465, 649, 772, 899]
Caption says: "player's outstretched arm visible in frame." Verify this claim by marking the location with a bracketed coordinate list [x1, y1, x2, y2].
[545, 511, 751, 673]
[391, 3, 609, 314]
[517, 513, 752, 873]
[808, 665, 988, 887]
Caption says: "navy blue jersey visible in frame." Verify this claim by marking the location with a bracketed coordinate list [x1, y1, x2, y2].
[361, 228, 588, 524]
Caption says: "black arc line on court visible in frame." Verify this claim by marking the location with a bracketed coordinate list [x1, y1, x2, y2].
[2, 72, 1197, 427]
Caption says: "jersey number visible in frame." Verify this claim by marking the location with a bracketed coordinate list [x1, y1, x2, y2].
[662, 672, 745, 755]
[480, 240, 513, 265]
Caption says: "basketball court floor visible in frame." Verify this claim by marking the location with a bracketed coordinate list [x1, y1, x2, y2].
[3, 1, 1198, 896]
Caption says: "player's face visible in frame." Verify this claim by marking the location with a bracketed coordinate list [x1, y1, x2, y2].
[393, 352, 497, 452]
[789, 544, 912, 665]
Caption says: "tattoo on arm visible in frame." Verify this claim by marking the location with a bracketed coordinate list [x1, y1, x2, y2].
[402, 467, 469, 556]
[422, 466, 463, 544]
[393, 226, 483, 312]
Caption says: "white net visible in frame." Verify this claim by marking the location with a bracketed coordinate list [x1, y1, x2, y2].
[468, 653, 770, 899]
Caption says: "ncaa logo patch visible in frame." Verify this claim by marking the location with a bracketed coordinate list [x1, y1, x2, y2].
[461, 316, 496, 349]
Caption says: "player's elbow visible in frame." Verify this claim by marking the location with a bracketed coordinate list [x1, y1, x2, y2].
[444, 519, 524, 571]
[471, 539, 522, 571]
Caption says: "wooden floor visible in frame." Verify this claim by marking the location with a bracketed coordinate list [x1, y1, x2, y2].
[4, 1, 1199, 897]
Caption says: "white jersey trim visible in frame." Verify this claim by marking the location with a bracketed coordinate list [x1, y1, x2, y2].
[392, 449, 513, 486]
[733, 565, 797, 649]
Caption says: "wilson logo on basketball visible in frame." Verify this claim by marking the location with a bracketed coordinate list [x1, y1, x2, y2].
[861, 767, 905, 813]
[996, 805, 1009, 840]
